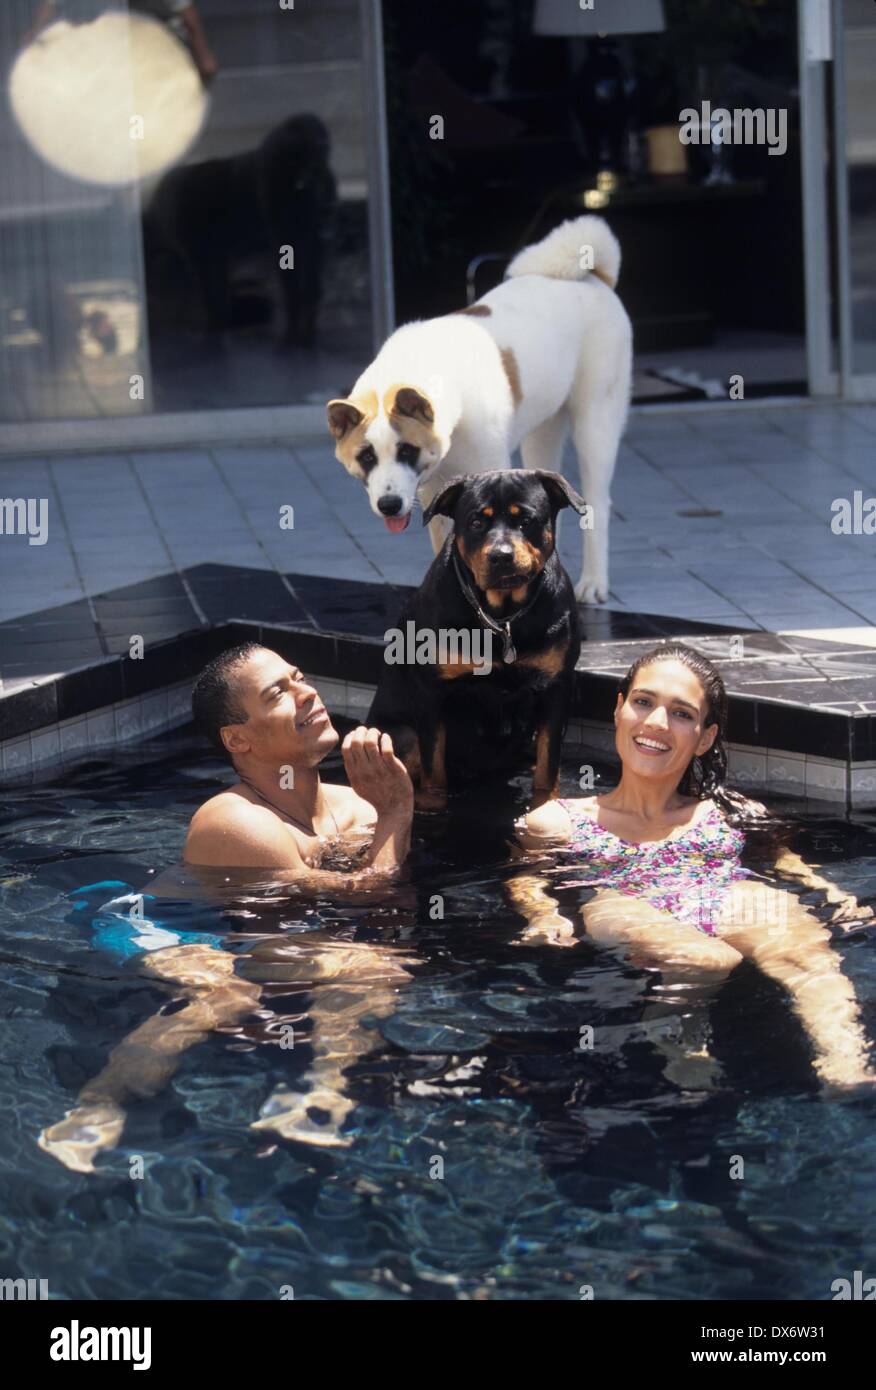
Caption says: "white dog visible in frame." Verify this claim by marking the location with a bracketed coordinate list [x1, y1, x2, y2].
[327, 215, 631, 603]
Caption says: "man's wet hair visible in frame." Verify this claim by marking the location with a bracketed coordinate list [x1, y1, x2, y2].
[192, 641, 268, 759]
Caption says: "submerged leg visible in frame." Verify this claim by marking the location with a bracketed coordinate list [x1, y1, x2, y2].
[581, 889, 744, 978]
[249, 939, 413, 1146]
[718, 880, 875, 1091]
[38, 944, 260, 1173]
[580, 889, 742, 1089]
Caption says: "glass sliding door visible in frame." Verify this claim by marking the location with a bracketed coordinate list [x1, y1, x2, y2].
[0, 0, 386, 431]
[0, 1, 150, 425]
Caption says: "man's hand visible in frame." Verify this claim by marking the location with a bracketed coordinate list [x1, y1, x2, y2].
[342, 726, 413, 818]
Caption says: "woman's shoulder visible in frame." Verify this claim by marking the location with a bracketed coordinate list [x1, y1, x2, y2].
[557, 794, 601, 821]
[517, 796, 580, 848]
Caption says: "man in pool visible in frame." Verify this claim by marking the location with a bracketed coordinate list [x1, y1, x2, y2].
[184, 642, 414, 881]
[38, 643, 417, 1171]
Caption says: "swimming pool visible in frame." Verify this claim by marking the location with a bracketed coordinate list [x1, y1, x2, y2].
[2, 724, 876, 1301]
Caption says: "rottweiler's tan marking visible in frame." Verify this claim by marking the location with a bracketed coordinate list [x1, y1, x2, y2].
[457, 534, 539, 597]
[517, 642, 568, 679]
[437, 661, 479, 680]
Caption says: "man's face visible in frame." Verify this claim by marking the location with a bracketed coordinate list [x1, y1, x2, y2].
[222, 649, 338, 768]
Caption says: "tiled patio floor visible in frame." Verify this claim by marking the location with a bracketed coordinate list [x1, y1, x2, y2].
[1, 400, 875, 659]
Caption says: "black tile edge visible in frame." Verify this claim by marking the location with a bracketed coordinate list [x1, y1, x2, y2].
[0, 679, 59, 742]
[2, 617, 874, 764]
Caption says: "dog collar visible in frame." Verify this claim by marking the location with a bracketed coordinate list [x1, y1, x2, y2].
[451, 549, 545, 663]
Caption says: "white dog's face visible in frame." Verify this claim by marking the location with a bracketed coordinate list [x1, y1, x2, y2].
[326, 384, 445, 532]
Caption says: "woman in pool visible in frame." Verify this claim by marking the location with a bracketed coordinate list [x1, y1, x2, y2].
[514, 643, 875, 1091]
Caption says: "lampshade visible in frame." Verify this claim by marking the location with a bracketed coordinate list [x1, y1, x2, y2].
[534, 0, 666, 37]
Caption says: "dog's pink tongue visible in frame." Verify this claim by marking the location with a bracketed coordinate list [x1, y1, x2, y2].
[384, 515, 410, 533]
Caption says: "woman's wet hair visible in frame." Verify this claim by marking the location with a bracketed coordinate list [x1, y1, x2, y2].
[192, 641, 267, 757]
[618, 642, 770, 826]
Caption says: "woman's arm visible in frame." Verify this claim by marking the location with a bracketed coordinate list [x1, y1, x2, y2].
[507, 871, 577, 947]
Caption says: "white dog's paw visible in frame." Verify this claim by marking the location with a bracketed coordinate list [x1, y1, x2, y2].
[575, 575, 608, 605]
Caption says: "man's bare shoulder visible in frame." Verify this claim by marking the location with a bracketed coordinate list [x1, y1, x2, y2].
[188, 786, 262, 829]
[184, 788, 296, 868]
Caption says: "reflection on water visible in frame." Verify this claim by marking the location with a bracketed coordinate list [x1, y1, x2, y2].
[2, 731, 876, 1300]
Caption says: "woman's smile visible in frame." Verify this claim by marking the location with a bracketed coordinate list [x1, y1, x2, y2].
[632, 734, 672, 755]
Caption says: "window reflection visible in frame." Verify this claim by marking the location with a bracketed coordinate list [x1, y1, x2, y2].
[0, 0, 375, 423]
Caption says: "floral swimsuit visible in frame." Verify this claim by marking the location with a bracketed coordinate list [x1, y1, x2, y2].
[556, 799, 749, 936]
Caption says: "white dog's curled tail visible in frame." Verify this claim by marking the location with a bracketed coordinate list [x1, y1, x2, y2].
[505, 215, 621, 289]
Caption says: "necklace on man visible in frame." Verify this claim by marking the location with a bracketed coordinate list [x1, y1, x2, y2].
[239, 777, 340, 840]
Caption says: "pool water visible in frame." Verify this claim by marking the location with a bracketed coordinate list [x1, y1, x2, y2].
[2, 725, 876, 1301]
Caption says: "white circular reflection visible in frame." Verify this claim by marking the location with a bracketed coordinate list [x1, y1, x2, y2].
[9, 12, 209, 186]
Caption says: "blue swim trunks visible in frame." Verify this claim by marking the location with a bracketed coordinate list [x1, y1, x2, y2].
[72, 881, 227, 962]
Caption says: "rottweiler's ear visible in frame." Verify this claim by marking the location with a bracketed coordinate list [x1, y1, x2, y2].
[532, 470, 587, 516]
[422, 476, 471, 526]
[327, 399, 363, 440]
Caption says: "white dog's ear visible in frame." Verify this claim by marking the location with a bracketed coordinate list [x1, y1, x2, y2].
[532, 470, 587, 516]
[388, 385, 435, 426]
[422, 476, 472, 525]
[327, 399, 364, 440]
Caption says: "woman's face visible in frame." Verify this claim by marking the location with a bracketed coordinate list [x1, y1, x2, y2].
[614, 659, 718, 784]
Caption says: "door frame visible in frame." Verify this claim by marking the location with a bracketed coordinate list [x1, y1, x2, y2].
[798, 0, 838, 396]
[799, 0, 876, 400]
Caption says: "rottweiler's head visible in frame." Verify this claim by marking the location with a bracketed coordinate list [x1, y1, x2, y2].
[423, 470, 586, 604]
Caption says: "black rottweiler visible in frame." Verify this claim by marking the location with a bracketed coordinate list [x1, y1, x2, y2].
[368, 469, 586, 807]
